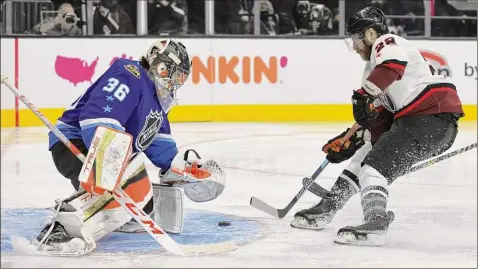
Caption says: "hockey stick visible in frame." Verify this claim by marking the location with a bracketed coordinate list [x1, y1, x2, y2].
[249, 124, 360, 218]
[1, 75, 236, 256]
[305, 142, 478, 199]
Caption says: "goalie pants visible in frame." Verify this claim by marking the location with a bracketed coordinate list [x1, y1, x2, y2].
[363, 112, 460, 184]
[50, 139, 153, 213]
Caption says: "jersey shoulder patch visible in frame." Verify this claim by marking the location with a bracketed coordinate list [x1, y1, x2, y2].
[124, 64, 141, 79]
[103, 60, 150, 91]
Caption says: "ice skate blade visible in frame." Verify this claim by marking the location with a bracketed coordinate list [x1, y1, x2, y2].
[334, 231, 387, 247]
[12, 236, 92, 257]
[40, 237, 91, 256]
[290, 217, 327, 231]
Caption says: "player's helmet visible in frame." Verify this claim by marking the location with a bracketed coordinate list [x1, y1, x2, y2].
[144, 39, 192, 113]
[345, 6, 389, 43]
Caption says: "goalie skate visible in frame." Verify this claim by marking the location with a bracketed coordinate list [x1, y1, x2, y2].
[334, 211, 395, 246]
[34, 221, 90, 256]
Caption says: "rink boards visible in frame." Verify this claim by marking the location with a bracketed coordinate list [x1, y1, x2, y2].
[0, 37, 476, 127]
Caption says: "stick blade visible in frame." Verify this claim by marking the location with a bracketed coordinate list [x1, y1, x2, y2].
[249, 197, 281, 218]
[180, 241, 237, 255]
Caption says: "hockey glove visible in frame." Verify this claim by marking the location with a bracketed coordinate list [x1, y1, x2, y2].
[352, 89, 379, 128]
[322, 127, 367, 164]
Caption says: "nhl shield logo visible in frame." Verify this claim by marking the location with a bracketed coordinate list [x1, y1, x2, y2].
[136, 110, 163, 151]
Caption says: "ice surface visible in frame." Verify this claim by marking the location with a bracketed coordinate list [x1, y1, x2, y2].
[1, 122, 476, 268]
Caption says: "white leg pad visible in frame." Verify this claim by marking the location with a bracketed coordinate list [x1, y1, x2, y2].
[62, 186, 152, 242]
[152, 184, 184, 234]
[55, 211, 87, 239]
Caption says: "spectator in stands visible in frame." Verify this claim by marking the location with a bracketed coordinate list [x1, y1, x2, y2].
[215, 0, 296, 35]
[385, 17, 406, 36]
[30, 3, 82, 35]
[119, 0, 137, 29]
[371, 0, 425, 36]
[51, 0, 84, 21]
[268, 0, 298, 35]
[215, 0, 254, 34]
[93, 0, 135, 35]
[148, 0, 188, 35]
[433, 0, 468, 37]
[186, 0, 205, 34]
[294, 1, 335, 35]
[257, 0, 279, 35]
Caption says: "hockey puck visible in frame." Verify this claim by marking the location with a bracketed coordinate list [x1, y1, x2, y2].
[218, 221, 231, 227]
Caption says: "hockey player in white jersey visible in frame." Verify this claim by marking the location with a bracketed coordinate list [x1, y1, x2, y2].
[291, 6, 464, 245]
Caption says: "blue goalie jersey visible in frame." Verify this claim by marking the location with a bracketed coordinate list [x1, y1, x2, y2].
[48, 59, 178, 171]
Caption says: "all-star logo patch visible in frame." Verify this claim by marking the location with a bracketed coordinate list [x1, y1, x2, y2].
[136, 110, 163, 151]
[124, 64, 141, 79]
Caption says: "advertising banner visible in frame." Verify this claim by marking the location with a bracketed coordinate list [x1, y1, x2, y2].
[0, 37, 476, 126]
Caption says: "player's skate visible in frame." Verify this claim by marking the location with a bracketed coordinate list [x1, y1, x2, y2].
[290, 198, 338, 230]
[291, 175, 358, 231]
[334, 211, 395, 246]
[34, 221, 90, 256]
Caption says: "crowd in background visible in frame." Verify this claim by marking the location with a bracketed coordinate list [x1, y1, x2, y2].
[0, 0, 477, 37]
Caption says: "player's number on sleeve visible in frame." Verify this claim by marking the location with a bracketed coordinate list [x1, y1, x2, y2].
[375, 37, 396, 54]
[102, 77, 130, 102]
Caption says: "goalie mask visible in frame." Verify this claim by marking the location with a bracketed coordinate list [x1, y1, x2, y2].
[145, 39, 192, 113]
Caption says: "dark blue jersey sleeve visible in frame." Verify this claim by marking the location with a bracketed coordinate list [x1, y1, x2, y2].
[79, 61, 143, 147]
[144, 117, 177, 170]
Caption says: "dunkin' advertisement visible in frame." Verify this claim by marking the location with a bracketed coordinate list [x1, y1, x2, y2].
[0, 38, 476, 111]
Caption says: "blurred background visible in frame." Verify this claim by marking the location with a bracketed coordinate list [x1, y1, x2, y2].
[1, 0, 476, 38]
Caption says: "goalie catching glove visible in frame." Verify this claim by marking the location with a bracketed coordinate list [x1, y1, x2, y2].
[322, 127, 370, 164]
[159, 149, 226, 202]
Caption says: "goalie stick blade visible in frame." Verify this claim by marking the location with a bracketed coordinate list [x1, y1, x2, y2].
[249, 197, 282, 218]
[180, 241, 237, 255]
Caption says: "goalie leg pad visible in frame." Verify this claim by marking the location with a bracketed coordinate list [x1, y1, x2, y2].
[152, 183, 184, 234]
[64, 168, 153, 241]
[34, 202, 96, 256]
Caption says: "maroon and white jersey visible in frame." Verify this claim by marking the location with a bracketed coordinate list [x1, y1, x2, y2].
[362, 34, 463, 119]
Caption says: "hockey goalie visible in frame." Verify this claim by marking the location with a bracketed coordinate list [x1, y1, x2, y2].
[34, 38, 226, 256]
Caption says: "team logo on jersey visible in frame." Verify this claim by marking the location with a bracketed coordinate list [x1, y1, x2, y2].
[136, 110, 163, 151]
[124, 64, 141, 79]
[419, 50, 452, 77]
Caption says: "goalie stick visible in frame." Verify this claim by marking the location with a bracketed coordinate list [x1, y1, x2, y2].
[305, 143, 478, 199]
[249, 124, 360, 218]
[1, 75, 237, 256]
